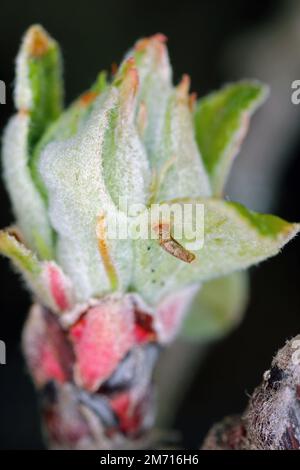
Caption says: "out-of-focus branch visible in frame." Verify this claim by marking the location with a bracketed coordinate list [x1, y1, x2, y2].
[202, 334, 300, 450]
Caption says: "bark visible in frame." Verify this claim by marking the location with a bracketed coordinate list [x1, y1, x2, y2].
[202, 335, 300, 450]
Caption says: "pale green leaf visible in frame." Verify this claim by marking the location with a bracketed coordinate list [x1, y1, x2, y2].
[151, 77, 211, 202]
[125, 36, 211, 202]
[102, 60, 150, 210]
[126, 34, 173, 161]
[2, 114, 54, 259]
[194, 81, 268, 195]
[15, 25, 63, 155]
[2, 25, 63, 258]
[132, 198, 299, 305]
[39, 87, 134, 302]
[31, 70, 108, 200]
[0, 230, 41, 275]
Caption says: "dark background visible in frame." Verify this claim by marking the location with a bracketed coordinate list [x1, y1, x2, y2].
[1, 0, 300, 449]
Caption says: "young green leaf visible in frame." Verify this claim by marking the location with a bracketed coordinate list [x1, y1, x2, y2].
[39, 88, 134, 302]
[151, 75, 211, 202]
[31, 70, 108, 200]
[102, 59, 150, 210]
[0, 230, 41, 275]
[132, 198, 299, 305]
[2, 25, 63, 258]
[128, 36, 211, 202]
[194, 81, 268, 195]
[15, 24, 63, 151]
[127, 34, 172, 162]
[2, 114, 54, 259]
[0, 230, 74, 313]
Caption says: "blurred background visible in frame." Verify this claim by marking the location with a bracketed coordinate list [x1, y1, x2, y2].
[1, 0, 300, 449]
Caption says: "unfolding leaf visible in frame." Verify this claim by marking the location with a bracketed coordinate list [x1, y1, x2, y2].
[194, 81, 268, 195]
[2, 25, 63, 258]
[31, 71, 108, 200]
[102, 59, 150, 210]
[0, 230, 41, 275]
[132, 198, 299, 305]
[2, 114, 54, 259]
[152, 76, 211, 202]
[127, 36, 210, 202]
[39, 86, 135, 301]
[127, 34, 172, 161]
[14, 25, 63, 151]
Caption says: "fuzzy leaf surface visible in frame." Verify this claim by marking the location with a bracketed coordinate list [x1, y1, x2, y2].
[194, 81, 268, 195]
